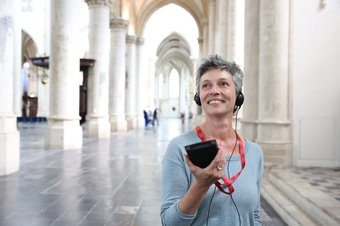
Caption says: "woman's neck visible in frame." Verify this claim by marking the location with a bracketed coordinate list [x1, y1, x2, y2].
[199, 117, 240, 156]
[200, 117, 235, 141]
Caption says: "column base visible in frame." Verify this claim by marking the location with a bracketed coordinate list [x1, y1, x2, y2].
[110, 116, 127, 132]
[0, 131, 20, 176]
[126, 115, 137, 129]
[240, 120, 257, 141]
[256, 120, 292, 165]
[257, 142, 292, 166]
[87, 117, 111, 138]
[45, 119, 82, 150]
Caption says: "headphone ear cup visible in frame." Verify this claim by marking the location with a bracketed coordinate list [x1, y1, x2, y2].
[194, 93, 202, 106]
[235, 91, 244, 107]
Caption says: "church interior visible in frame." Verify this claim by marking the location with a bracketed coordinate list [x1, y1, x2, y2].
[0, 0, 340, 225]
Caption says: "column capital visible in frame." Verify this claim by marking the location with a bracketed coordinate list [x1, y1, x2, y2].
[110, 17, 128, 30]
[200, 18, 208, 27]
[136, 37, 145, 45]
[126, 35, 137, 44]
[85, 0, 110, 7]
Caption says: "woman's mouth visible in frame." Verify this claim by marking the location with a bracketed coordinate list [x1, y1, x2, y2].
[207, 100, 225, 104]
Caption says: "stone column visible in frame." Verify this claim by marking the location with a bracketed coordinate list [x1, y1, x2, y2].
[197, 37, 203, 57]
[154, 72, 160, 109]
[12, 0, 21, 116]
[85, 0, 111, 138]
[109, 17, 128, 131]
[257, 0, 291, 164]
[0, 0, 20, 175]
[136, 37, 145, 127]
[215, 0, 228, 59]
[227, 0, 244, 63]
[241, 0, 260, 141]
[179, 69, 190, 115]
[190, 59, 199, 116]
[126, 35, 137, 129]
[200, 19, 209, 57]
[45, 0, 82, 149]
[147, 57, 156, 108]
[208, 0, 216, 54]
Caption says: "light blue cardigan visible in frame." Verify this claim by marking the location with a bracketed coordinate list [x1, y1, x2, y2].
[161, 130, 264, 226]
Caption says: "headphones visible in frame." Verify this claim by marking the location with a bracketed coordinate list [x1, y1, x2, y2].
[194, 91, 244, 111]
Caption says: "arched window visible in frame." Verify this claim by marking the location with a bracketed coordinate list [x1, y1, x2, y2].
[169, 69, 179, 98]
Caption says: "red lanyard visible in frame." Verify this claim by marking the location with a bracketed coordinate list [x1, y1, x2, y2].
[195, 126, 246, 195]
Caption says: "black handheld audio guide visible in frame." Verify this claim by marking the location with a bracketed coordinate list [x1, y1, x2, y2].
[185, 140, 218, 168]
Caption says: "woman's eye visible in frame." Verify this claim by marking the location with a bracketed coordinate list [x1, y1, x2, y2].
[220, 82, 229, 87]
[202, 84, 209, 89]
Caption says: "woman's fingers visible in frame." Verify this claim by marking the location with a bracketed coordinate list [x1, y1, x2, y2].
[208, 147, 226, 176]
[184, 153, 195, 170]
[184, 150, 224, 186]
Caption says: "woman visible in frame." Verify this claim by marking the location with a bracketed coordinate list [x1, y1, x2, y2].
[161, 55, 264, 226]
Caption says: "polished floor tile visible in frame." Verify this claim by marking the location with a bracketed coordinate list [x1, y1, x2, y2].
[0, 119, 286, 226]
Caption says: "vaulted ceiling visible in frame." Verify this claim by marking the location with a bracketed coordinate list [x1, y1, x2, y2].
[117, 0, 208, 38]
[156, 32, 193, 76]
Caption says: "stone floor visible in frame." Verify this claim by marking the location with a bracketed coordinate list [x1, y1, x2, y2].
[287, 166, 340, 202]
[265, 164, 340, 225]
[0, 118, 287, 226]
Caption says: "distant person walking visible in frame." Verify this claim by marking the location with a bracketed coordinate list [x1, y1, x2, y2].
[143, 110, 148, 127]
[180, 112, 185, 125]
[152, 108, 159, 126]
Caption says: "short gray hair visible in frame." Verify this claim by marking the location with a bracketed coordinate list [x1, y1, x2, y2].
[196, 55, 244, 95]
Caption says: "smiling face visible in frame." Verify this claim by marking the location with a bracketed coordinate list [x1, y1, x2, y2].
[199, 69, 237, 117]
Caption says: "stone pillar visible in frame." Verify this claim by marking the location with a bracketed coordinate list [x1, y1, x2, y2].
[109, 17, 128, 131]
[136, 37, 145, 127]
[208, 0, 216, 54]
[215, 0, 228, 59]
[154, 72, 160, 109]
[147, 57, 156, 108]
[227, 0, 244, 63]
[241, 0, 260, 141]
[197, 37, 203, 58]
[126, 35, 137, 129]
[85, 0, 111, 138]
[179, 69, 190, 115]
[45, 0, 82, 149]
[200, 19, 209, 57]
[12, 0, 21, 116]
[190, 59, 199, 116]
[257, 0, 291, 164]
[0, 0, 20, 175]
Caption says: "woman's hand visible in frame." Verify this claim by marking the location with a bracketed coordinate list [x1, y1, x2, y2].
[178, 148, 226, 215]
[184, 147, 226, 189]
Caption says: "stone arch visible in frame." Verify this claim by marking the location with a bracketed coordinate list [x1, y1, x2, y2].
[135, 0, 205, 39]
[21, 30, 37, 63]
[20, 30, 39, 118]
[156, 32, 192, 73]
[155, 32, 194, 118]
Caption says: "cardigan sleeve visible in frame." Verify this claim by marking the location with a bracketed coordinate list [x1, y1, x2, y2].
[160, 138, 197, 226]
[254, 145, 264, 226]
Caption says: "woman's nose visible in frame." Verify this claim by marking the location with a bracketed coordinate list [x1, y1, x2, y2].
[209, 85, 219, 95]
